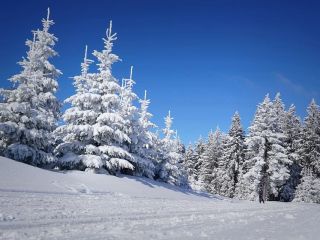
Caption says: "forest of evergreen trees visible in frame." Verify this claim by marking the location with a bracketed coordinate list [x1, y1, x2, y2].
[0, 10, 319, 203]
[185, 95, 320, 203]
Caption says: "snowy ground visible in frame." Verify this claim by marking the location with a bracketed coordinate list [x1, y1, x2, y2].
[0, 157, 319, 240]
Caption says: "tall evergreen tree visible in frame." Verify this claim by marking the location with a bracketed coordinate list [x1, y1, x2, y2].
[293, 169, 320, 203]
[56, 21, 133, 173]
[184, 144, 199, 188]
[294, 99, 320, 203]
[299, 99, 320, 176]
[118, 66, 140, 175]
[192, 137, 206, 186]
[280, 104, 302, 201]
[123, 76, 157, 178]
[200, 128, 223, 193]
[243, 94, 291, 201]
[156, 111, 187, 186]
[0, 9, 60, 166]
[54, 45, 101, 170]
[135, 90, 158, 177]
[90, 21, 134, 173]
[219, 112, 245, 198]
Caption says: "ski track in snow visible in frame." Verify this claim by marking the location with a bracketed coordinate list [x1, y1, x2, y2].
[1, 190, 319, 240]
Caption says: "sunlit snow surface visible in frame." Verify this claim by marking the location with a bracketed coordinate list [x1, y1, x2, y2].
[0, 157, 319, 240]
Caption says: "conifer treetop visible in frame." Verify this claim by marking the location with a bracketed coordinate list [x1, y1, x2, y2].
[144, 90, 147, 101]
[42, 7, 54, 32]
[93, 20, 120, 73]
[81, 45, 93, 76]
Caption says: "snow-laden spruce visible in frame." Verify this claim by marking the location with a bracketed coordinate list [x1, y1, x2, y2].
[294, 168, 320, 203]
[119, 69, 157, 178]
[294, 99, 320, 203]
[279, 104, 302, 201]
[54, 45, 100, 170]
[155, 111, 187, 186]
[199, 128, 224, 193]
[0, 9, 61, 166]
[184, 144, 198, 188]
[219, 112, 245, 198]
[183, 137, 206, 190]
[242, 94, 291, 201]
[131, 90, 158, 177]
[299, 99, 320, 177]
[56, 21, 133, 173]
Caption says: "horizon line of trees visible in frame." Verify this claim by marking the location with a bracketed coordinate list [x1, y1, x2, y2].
[185, 94, 320, 203]
[0, 9, 319, 203]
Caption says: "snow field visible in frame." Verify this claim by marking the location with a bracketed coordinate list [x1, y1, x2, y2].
[1, 157, 319, 240]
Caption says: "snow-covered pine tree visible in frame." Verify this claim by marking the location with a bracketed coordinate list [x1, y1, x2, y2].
[294, 99, 320, 203]
[134, 90, 159, 177]
[219, 112, 245, 198]
[192, 137, 206, 187]
[235, 163, 251, 199]
[184, 143, 199, 188]
[279, 104, 302, 201]
[118, 66, 139, 175]
[242, 96, 273, 201]
[90, 21, 134, 173]
[199, 128, 223, 194]
[155, 111, 187, 186]
[56, 21, 133, 173]
[243, 94, 291, 201]
[176, 133, 186, 156]
[299, 99, 320, 177]
[54, 45, 101, 170]
[293, 168, 320, 203]
[268, 93, 292, 200]
[121, 69, 157, 178]
[0, 9, 61, 166]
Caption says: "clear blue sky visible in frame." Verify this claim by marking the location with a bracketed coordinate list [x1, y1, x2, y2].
[1, 0, 319, 143]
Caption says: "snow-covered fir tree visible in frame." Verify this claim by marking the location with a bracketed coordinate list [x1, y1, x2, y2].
[234, 163, 251, 199]
[279, 104, 302, 201]
[294, 99, 320, 203]
[0, 9, 61, 166]
[268, 93, 292, 200]
[54, 45, 101, 170]
[243, 94, 291, 201]
[183, 137, 206, 190]
[134, 90, 158, 177]
[199, 128, 224, 193]
[121, 70, 157, 178]
[155, 111, 187, 186]
[299, 99, 320, 177]
[192, 137, 206, 187]
[293, 168, 320, 204]
[118, 66, 140, 175]
[184, 144, 199, 188]
[56, 21, 134, 173]
[219, 112, 245, 198]
[90, 21, 134, 173]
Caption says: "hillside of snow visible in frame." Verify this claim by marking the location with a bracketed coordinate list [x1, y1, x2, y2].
[1, 156, 320, 240]
[0, 156, 211, 200]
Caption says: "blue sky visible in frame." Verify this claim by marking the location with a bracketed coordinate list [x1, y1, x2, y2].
[1, 0, 319, 143]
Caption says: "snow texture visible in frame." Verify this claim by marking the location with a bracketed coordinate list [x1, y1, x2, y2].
[1, 156, 320, 240]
